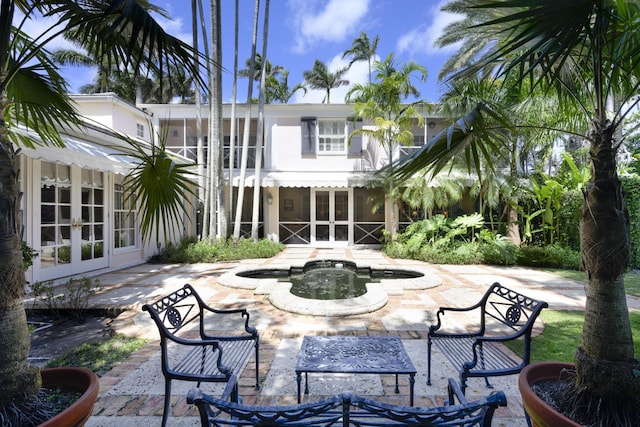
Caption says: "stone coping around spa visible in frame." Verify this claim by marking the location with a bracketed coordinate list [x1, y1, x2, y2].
[217, 261, 441, 316]
[218, 262, 442, 292]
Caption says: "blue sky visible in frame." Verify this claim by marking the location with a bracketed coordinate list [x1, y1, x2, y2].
[56, 0, 461, 104]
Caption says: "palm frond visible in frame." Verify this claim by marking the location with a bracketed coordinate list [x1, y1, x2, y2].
[112, 129, 199, 244]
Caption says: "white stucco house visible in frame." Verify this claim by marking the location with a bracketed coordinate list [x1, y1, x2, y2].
[19, 93, 444, 284]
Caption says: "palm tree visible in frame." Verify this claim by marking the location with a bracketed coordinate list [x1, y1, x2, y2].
[302, 59, 349, 104]
[52, 47, 111, 92]
[239, 52, 284, 87]
[393, 1, 640, 423]
[346, 55, 427, 240]
[342, 31, 380, 82]
[265, 70, 306, 103]
[0, 0, 205, 419]
[438, 75, 566, 244]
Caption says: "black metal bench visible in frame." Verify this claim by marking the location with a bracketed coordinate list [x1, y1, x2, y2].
[142, 284, 260, 427]
[428, 282, 547, 393]
[187, 375, 507, 426]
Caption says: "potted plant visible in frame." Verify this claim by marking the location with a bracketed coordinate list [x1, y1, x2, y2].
[393, 1, 640, 425]
[518, 362, 581, 427]
[39, 367, 99, 427]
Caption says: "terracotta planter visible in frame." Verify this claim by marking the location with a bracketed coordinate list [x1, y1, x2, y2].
[39, 367, 99, 427]
[518, 362, 582, 427]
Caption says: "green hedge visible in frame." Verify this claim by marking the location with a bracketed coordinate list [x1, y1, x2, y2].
[622, 175, 640, 270]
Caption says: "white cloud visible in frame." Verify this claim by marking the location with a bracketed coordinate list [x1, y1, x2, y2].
[294, 55, 369, 104]
[288, 0, 370, 54]
[396, 1, 462, 57]
[157, 4, 192, 43]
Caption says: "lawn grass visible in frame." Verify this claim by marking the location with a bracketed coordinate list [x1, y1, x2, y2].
[45, 334, 147, 376]
[539, 268, 640, 297]
[505, 310, 640, 362]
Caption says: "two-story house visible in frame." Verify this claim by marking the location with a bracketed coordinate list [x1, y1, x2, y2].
[143, 102, 444, 247]
[19, 94, 443, 284]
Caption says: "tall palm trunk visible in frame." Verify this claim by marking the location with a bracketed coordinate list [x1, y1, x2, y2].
[506, 139, 521, 245]
[198, 0, 213, 239]
[251, 0, 270, 241]
[233, 0, 259, 240]
[0, 101, 40, 406]
[212, 0, 226, 239]
[227, 0, 239, 237]
[575, 120, 639, 405]
[205, 0, 220, 239]
[192, 0, 205, 238]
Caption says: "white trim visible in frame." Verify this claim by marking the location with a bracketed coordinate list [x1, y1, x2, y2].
[230, 171, 374, 188]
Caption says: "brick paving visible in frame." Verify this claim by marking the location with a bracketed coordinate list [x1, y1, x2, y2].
[69, 247, 632, 427]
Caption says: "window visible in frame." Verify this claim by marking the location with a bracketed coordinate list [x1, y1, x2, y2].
[114, 175, 137, 249]
[318, 120, 346, 153]
[136, 123, 145, 138]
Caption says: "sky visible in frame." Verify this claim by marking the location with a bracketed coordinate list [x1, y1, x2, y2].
[57, 0, 462, 104]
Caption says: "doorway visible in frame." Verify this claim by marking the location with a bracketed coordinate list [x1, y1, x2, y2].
[311, 188, 352, 246]
[37, 161, 108, 281]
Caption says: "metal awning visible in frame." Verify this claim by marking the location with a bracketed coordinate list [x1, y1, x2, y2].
[19, 135, 138, 174]
[230, 171, 377, 188]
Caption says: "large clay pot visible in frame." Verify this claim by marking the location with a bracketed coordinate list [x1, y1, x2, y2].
[518, 361, 582, 427]
[39, 367, 99, 427]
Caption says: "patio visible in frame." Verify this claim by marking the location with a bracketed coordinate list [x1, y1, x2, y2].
[63, 247, 607, 426]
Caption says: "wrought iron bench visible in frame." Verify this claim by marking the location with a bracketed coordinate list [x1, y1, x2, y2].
[142, 284, 260, 427]
[187, 375, 507, 426]
[428, 282, 547, 393]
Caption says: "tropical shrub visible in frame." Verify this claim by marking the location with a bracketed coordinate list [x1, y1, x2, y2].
[516, 244, 581, 270]
[622, 175, 640, 270]
[151, 237, 284, 263]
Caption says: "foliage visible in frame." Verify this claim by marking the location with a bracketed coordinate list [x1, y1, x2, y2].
[386, 214, 518, 265]
[622, 175, 640, 270]
[45, 334, 147, 377]
[29, 278, 102, 319]
[22, 241, 38, 270]
[516, 245, 581, 270]
[116, 124, 198, 245]
[478, 231, 517, 265]
[522, 153, 590, 247]
[302, 59, 349, 104]
[150, 237, 284, 263]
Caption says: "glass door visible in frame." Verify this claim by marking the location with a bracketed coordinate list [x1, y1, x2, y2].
[312, 188, 351, 246]
[37, 162, 108, 281]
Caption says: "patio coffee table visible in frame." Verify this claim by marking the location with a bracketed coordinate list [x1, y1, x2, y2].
[295, 336, 416, 406]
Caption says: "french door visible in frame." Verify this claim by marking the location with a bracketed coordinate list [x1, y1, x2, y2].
[311, 188, 352, 246]
[37, 161, 108, 281]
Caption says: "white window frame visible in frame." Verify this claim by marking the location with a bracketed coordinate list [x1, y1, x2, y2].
[317, 119, 346, 154]
[113, 175, 138, 251]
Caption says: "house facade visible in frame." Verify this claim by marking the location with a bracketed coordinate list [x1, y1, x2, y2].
[20, 94, 443, 284]
[143, 102, 444, 247]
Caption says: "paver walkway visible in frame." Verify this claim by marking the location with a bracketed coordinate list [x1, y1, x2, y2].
[46, 247, 637, 427]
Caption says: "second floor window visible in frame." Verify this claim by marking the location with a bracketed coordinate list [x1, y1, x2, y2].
[318, 120, 345, 153]
[136, 123, 145, 138]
